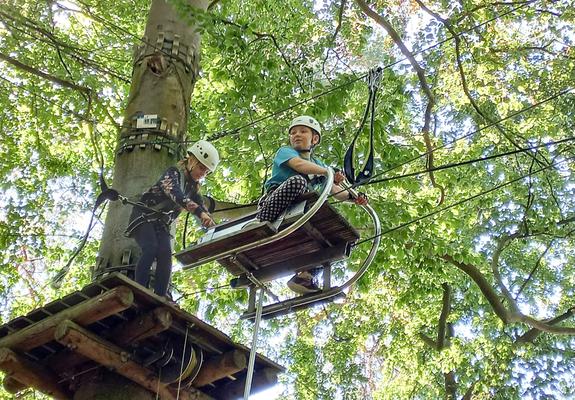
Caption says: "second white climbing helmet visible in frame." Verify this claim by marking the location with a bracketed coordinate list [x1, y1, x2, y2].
[187, 140, 220, 172]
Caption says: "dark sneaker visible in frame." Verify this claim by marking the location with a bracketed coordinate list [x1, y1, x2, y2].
[287, 273, 321, 294]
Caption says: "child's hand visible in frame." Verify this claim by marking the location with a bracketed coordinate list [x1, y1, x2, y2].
[353, 192, 368, 206]
[185, 201, 199, 212]
[334, 170, 346, 185]
[200, 212, 215, 227]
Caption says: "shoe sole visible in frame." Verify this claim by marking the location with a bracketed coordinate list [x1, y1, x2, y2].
[287, 281, 321, 295]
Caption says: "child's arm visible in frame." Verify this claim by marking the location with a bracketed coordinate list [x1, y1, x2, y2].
[286, 157, 329, 176]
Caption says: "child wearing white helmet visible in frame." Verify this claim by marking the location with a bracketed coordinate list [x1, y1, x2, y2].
[126, 140, 219, 297]
[255, 116, 367, 294]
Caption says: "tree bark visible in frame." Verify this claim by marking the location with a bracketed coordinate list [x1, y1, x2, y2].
[85, 1, 210, 399]
[95, 0, 209, 277]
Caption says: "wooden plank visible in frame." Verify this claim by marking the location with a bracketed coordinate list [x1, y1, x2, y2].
[0, 348, 71, 399]
[110, 307, 172, 345]
[175, 222, 276, 266]
[54, 320, 176, 400]
[193, 349, 247, 387]
[230, 244, 350, 287]
[0, 286, 134, 352]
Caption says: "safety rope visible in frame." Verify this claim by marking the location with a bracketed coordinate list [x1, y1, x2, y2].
[344, 67, 382, 185]
[50, 172, 111, 289]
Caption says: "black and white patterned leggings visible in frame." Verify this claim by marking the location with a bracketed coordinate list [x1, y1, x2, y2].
[256, 175, 308, 222]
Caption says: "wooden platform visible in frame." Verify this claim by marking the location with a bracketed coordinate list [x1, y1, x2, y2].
[0, 273, 284, 400]
[176, 196, 360, 285]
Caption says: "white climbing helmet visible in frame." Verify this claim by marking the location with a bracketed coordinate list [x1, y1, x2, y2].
[288, 115, 322, 143]
[187, 140, 219, 172]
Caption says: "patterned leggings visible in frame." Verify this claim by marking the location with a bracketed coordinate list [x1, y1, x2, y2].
[256, 175, 308, 222]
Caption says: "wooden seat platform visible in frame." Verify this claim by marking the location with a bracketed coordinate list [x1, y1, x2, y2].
[175, 194, 360, 285]
[0, 273, 284, 400]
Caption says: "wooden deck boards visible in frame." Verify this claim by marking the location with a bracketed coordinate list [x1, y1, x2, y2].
[0, 273, 284, 400]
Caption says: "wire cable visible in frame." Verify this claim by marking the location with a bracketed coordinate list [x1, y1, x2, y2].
[329, 87, 574, 198]
[363, 136, 575, 186]
[354, 155, 574, 247]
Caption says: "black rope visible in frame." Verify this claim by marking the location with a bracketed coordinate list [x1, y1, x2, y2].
[343, 67, 382, 184]
[365, 136, 575, 186]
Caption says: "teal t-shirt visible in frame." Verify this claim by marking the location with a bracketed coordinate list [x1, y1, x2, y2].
[264, 146, 327, 192]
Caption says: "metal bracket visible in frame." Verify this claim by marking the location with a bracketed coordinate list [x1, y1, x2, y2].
[121, 250, 132, 265]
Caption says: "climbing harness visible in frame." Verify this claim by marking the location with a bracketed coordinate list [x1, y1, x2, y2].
[343, 67, 383, 185]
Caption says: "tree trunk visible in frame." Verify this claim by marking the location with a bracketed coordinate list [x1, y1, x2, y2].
[94, 0, 208, 279]
[87, 0, 208, 398]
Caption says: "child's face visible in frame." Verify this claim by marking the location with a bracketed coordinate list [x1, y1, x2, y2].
[289, 125, 319, 151]
[188, 158, 210, 181]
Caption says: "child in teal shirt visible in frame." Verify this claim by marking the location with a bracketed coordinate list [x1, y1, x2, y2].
[256, 115, 367, 293]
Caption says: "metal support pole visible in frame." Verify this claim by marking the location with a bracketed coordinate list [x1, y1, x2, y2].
[243, 288, 264, 400]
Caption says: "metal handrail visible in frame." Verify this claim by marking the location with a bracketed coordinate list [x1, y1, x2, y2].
[182, 168, 335, 270]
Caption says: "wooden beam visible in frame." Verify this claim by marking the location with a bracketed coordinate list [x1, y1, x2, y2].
[209, 367, 278, 399]
[193, 349, 247, 387]
[54, 320, 175, 400]
[0, 348, 71, 399]
[110, 307, 173, 345]
[230, 243, 349, 288]
[3, 375, 26, 394]
[0, 286, 134, 352]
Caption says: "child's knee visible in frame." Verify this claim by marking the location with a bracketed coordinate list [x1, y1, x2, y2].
[289, 175, 308, 189]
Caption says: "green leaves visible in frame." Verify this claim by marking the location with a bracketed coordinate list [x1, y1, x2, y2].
[1, 0, 575, 399]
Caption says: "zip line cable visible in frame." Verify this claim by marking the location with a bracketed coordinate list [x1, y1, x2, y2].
[365, 136, 575, 186]
[326, 135, 575, 206]
[206, 87, 573, 213]
[353, 156, 575, 248]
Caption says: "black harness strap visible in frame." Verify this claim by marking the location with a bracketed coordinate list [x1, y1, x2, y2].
[344, 67, 382, 185]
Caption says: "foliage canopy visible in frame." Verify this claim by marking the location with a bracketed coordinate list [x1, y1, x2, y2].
[0, 0, 574, 398]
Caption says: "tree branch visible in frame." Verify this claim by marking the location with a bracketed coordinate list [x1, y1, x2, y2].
[490, 233, 521, 313]
[437, 283, 451, 349]
[355, 0, 443, 202]
[207, 0, 221, 10]
[514, 239, 553, 299]
[0, 52, 91, 94]
[461, 382, 476, 400]
[516, 307, 575, 344]
[322, 0, 348, 78]
[415, 0, 548, 168]
[218, 18, 306, 92]
[441, 254, 513, 323]
[441, 254, 575, 335]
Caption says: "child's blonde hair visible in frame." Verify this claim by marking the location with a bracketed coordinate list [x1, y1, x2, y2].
[178, 154, 202, 190]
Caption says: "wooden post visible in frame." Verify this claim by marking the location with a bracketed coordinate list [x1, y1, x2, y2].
[110, 307, 172, 345]
[0, 286, 134, 352]
[209, 368, 278, 399]
[54, 320, 175, 400]
[0, 348, 71, 399]
[193, 349, 247, 387]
